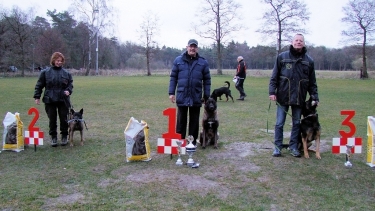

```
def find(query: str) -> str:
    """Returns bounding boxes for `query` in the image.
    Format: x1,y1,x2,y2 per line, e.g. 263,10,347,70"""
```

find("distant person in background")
269,33,319,158
235,56,247,100
34,52,73,147
168,39,211,145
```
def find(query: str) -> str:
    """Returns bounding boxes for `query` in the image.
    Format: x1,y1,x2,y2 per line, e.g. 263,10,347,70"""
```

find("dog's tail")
224,81,230,89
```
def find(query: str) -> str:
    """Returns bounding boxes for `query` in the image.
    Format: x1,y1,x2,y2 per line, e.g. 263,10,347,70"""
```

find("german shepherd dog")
300,97,321,159
210,81,234,102
68,108,85,146
199,97,219,149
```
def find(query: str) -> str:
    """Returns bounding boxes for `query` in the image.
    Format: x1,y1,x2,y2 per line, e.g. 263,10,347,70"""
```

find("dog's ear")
80,108,83,114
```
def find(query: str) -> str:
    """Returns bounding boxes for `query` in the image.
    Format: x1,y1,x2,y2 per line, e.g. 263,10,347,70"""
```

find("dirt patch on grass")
98,135,332,201
42,193,85,210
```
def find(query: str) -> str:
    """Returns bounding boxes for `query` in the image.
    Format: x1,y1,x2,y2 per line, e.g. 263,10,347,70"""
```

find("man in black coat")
269,34,319,158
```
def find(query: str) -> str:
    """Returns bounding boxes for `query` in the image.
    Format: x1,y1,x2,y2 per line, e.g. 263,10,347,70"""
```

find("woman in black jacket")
34,52,73,147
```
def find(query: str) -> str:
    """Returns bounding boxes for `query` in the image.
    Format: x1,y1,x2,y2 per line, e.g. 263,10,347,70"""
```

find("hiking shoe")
51,137,58,147
272,149,281,157
290,149,301,157
61,135,68,146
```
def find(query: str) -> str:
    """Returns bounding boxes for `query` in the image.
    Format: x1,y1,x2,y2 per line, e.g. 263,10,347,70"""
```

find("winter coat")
269,45,319,106
34,66,73,104
169,51,211,107
236,59,246,79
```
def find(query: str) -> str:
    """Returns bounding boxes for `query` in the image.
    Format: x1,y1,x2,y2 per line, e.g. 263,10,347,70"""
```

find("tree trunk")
85,39,92,76
362,37,368,78
217,41,222,75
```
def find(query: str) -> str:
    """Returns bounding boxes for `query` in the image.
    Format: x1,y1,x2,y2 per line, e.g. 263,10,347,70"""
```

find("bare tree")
193,0,242,75
342,0,375,79
138,11,159,76
0,6,34,76
71,0,115,75
257,0,310,55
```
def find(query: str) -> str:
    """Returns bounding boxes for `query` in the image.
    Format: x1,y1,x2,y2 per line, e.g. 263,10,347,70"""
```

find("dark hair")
50,52,65,66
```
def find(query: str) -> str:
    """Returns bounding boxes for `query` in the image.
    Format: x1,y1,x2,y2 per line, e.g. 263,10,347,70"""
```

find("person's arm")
269,56,280,98
308,61,319,102
33,70,46,103
168,58,179,103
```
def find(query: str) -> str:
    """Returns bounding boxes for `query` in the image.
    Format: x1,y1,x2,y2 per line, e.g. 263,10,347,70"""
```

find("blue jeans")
274,105,302,151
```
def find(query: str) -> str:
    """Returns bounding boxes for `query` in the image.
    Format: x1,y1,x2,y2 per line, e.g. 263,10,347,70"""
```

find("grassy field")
0,70,375,210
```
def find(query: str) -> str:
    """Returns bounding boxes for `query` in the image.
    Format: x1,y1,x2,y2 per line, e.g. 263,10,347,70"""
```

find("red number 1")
339,110,356,138
162,108,181,139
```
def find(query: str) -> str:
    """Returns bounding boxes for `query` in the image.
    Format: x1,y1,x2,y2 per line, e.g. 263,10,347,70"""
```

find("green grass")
0,71,375,210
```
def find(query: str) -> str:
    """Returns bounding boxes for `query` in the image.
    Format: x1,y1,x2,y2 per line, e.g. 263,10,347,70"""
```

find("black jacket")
34,66,73,104
269,45,319,106
236,59,246,79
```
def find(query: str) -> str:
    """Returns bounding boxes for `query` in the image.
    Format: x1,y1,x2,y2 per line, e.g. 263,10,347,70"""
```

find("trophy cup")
186,135,196,167
345,144,353,168
175,140,183,166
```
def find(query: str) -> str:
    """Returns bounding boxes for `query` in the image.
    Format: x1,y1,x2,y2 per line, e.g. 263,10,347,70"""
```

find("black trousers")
45,102,69,137
176,106,201,144
235,78,246,97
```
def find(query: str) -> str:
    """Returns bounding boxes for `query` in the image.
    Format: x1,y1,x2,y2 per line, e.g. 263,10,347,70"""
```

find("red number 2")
28,107,40,131
339,110,356,138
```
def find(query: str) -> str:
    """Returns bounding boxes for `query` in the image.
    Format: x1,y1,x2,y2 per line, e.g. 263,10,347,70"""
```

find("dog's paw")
316,153,321,159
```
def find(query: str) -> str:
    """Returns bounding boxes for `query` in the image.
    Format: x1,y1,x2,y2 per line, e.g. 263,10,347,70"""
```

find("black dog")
210,81,234,102
300,97,321,159
199,97,219,149
68,108,85,146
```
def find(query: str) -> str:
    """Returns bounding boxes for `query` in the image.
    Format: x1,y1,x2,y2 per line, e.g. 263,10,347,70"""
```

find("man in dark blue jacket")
169,39,211,145
269,34,319,158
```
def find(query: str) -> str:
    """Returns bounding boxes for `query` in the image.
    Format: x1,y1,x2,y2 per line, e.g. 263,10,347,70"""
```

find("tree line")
1,0,374,77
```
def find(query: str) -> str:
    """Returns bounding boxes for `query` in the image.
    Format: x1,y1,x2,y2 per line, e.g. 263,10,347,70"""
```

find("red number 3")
339,110,356,138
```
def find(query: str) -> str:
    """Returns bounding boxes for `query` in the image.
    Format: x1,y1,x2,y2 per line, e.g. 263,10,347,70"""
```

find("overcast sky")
1,0,349,49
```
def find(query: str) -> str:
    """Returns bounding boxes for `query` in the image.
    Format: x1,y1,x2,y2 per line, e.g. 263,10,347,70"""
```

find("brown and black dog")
210,81,234,102
300,97,321,159
199,97,219,149
68,108,85,146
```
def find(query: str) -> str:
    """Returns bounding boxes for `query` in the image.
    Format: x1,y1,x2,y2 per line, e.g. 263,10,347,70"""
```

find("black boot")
61,135,68,146
51,136,58,147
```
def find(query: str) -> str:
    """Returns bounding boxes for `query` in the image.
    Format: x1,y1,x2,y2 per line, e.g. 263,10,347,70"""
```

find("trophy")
344,144,353,168
186,135,196,167
175,140,183,166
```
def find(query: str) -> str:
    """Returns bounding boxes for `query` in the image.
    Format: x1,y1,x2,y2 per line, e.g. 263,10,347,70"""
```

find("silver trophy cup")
186,135,196,167
345,144,353,168
175,140,183,166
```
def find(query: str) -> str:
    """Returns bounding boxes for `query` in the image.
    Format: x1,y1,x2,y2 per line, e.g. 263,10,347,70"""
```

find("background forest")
1,0,375,77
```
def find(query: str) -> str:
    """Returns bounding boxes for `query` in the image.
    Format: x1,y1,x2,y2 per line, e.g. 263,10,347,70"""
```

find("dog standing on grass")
210,81,234,102
199,97,219,149
300,97,321,159
68,108,85,146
